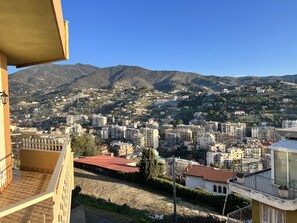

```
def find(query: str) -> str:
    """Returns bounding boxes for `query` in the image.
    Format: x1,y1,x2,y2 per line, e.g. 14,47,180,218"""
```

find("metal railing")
227,205,252,223
232,169,297,200
0,133,74,223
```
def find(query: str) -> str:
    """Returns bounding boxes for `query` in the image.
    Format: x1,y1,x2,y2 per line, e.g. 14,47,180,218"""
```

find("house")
228,127,297,223
184,165,234,195
234,110,246,116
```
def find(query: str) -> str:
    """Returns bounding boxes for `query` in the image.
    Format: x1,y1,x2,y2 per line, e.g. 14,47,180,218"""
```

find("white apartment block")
251,126,276,142
92,114,107,127
207,151,230,167
221,122,246,138
140,128,159,149
282,120,297,129
196,132,216,148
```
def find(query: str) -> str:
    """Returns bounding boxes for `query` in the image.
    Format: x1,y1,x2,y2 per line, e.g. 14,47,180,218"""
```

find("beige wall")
253,199,297,223
252,200,260,223
20,149,60,173
286,209,297,223
0,52,11,192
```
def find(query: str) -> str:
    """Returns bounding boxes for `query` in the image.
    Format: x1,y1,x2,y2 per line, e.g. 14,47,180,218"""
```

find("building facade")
228,128,297,223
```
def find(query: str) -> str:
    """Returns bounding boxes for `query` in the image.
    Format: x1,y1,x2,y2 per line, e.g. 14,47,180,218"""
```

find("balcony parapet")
226,205,252,223
0,133,74,222
229,169,297,210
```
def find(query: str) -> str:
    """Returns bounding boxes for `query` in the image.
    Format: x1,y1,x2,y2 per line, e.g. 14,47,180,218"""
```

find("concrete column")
0,52,12,191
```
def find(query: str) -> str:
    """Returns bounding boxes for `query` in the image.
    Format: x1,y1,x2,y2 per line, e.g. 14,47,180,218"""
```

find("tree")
139,148,158,180
71,133,98,157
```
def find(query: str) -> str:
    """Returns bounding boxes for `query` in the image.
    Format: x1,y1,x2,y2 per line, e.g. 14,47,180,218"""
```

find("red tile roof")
184,165,234,183
74,155,139,173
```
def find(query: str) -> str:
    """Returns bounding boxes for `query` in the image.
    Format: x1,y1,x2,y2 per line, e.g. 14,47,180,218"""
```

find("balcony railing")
227,205,252,223
230,169,297,200
0,133,74,223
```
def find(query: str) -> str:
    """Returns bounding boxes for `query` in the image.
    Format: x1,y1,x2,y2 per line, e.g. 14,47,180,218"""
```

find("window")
289,152,297,182
261,204,284,223
218,186,222,193
274,150,287,185
223,186,227,194
213,185,217,192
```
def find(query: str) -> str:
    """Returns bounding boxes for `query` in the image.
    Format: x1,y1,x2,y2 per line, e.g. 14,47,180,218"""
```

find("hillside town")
10,81,297,193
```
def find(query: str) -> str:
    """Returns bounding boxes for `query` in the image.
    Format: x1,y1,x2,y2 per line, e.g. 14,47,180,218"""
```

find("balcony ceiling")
0,0,68,68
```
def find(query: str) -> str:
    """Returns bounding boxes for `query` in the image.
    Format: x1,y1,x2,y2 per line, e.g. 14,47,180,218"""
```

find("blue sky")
9,0,297,76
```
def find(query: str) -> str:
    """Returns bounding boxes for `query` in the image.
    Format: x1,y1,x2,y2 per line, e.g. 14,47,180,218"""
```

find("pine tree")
139,148,158,180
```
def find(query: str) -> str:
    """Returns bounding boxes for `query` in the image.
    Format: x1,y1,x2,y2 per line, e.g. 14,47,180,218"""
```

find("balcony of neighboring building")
0,133,74,223
226,205,252,223
229,168,297,211
229,138,297,211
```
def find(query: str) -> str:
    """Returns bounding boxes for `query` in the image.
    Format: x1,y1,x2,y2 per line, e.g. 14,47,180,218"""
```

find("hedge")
111,172,250,214
75,165,250,215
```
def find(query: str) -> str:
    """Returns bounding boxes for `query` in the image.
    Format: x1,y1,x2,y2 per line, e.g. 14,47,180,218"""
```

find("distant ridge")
8,63,297,96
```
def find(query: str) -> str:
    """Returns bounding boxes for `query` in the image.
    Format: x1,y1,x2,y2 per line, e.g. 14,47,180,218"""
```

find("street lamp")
0,91,8,105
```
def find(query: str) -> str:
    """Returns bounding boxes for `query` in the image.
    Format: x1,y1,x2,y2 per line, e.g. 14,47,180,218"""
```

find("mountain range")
8,63,297,96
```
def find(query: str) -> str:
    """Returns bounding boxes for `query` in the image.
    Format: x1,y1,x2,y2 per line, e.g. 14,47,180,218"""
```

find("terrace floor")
0,170,53,223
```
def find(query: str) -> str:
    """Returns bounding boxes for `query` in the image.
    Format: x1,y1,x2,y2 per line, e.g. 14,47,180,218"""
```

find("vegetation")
71,133,100,157
88,169,250,215
75,194,153,223
139,148,159,180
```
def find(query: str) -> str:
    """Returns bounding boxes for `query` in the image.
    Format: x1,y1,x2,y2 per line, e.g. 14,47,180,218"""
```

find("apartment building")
282,120,297,129
251,125,277,142
92,114,107,127
140,127,159,149
221,122,246,138
228,128,297,223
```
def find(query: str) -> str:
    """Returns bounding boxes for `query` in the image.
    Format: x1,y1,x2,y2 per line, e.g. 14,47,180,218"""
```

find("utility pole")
172,156,177,223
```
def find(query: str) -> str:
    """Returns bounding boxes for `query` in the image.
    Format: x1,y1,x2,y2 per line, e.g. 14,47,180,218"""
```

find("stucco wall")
20,149,60,173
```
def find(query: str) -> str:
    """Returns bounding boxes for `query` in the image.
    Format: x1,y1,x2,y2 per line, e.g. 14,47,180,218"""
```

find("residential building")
196,132,215,149
228,128,297,223
125,128,139,141
184,165,233,195
109,125,126,140
65,123,83,134
209,143,226,152
145,119,159,129
66,114,89,125
132,133,145,148
99,126,109,140
92,114,107,127
221,122,246,138
176,129,193,142
165,132,178,147
282,120,297,129
204,121,219,132
110,142,134,157
206,151,231,167
251,126,276,142
0,1,74,222
166,158,199,179
140,128,159,149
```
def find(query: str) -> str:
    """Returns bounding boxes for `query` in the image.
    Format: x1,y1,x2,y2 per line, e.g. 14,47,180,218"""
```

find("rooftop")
184,165,234,183
269,139,297,152
74,155,139,173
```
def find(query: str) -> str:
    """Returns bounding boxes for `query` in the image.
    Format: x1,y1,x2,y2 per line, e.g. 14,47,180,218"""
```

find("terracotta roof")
261,142,273,147
184,165,234,183
74,155,139,173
